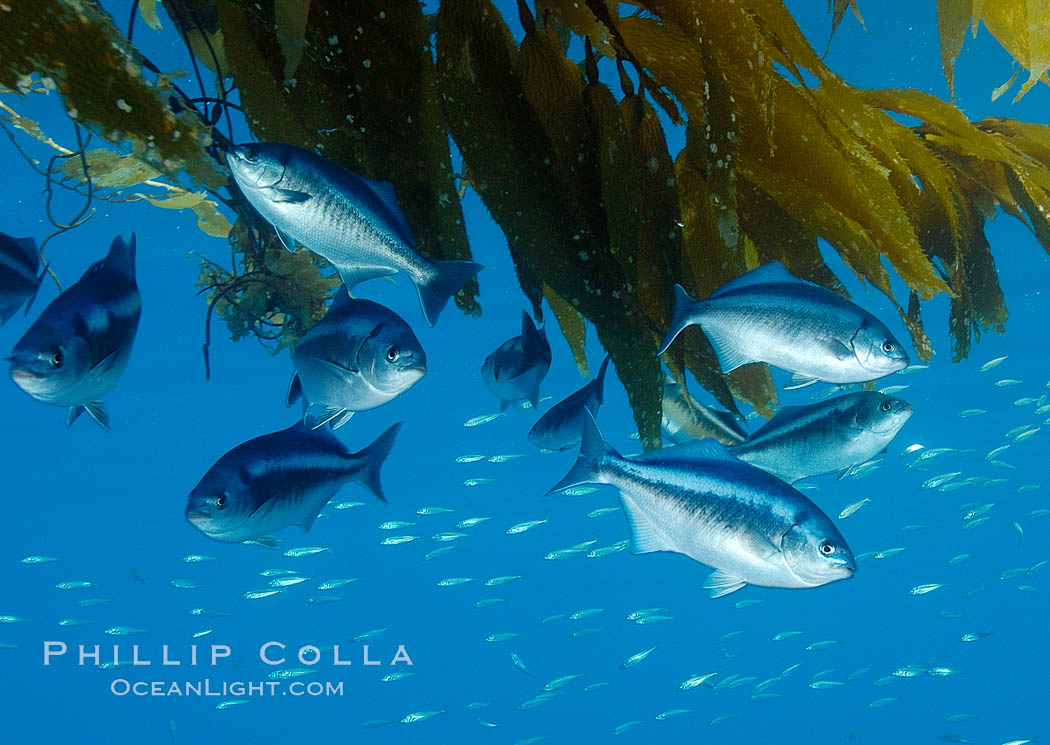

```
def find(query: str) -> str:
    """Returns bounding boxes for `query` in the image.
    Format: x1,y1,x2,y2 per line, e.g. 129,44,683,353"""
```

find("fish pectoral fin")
621,495,676,555
250,536,279,549
785,373,820,390
68,402,110,432
822,338,854,360
285,372,303,408
274,227,298,253
89,348,120,375
330,410,354,430
83,402,110,432
318,358,361,378
269,187,312,204
336,264,396,289
705,331,755,374
703,569,748,598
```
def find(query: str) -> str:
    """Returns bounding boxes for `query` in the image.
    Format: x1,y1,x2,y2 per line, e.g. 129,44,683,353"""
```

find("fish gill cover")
1,0,1049,445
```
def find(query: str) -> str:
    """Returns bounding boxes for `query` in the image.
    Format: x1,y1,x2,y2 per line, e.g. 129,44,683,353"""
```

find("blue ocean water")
2,1,1049,743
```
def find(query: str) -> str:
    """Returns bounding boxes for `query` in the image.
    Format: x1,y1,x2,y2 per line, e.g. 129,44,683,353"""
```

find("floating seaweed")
3,0,1050,446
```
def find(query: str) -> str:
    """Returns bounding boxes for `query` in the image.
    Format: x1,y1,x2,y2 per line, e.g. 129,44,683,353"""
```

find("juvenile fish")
506,520,547,535
620,647,656,669
658,262,909,386
185,422,400,543
20,556,59,565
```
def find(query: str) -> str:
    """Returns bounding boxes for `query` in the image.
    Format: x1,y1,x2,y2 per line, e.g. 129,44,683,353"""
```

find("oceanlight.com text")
109,679,344,698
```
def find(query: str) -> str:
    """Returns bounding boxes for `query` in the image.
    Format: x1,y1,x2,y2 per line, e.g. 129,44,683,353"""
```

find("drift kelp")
6,0,1050,445
0,0,223,189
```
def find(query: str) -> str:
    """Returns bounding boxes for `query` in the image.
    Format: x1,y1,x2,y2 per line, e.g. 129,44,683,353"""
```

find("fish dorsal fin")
105,234,136,278
519,310,540,347
620,494,677,555
703,569,747,598
329,288,354,311
644,438,738,463
591,354,612,405
362,177,414,245
709,261,799,298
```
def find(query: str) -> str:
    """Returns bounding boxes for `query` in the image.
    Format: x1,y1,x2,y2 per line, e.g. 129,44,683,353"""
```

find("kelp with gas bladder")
3,0,1050,447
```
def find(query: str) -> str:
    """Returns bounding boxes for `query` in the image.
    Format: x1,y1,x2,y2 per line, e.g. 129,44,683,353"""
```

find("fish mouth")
9,366,44,390
185,509,207,523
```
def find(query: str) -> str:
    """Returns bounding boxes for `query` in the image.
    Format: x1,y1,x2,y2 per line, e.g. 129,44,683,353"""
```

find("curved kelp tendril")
37,123,96,292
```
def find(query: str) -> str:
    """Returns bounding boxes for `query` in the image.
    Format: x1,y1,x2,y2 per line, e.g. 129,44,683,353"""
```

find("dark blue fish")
225,142,482,327
528,355,611,451
185,421,402,544
287,294,426,430
9,234,141,430
481,311,552,410
0,232,40,324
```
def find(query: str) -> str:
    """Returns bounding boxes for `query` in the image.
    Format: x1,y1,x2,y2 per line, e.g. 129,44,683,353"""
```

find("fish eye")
879,401,892,412
244,147,259,163
882,341,895,353
49,349,64,368
819,542,836,556
386,346,399,362
216,494,227,509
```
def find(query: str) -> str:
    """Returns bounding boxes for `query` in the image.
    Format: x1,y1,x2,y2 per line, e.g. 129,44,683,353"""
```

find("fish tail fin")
546,412,616,495
106,233,137,278
657,284,699,356
285,372,303,408
350,422,403,503
592,353,613,404
417,260,483,327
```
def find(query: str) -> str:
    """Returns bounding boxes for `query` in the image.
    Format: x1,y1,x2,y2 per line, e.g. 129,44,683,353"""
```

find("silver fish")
528,355,611,451
10,234,140,430
658,262,909,386
226,142,481,326
286,296,425,429
482,311,552,410
730,392,912,482
185,422,400,543
661,375,747,445
548,414,855,596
